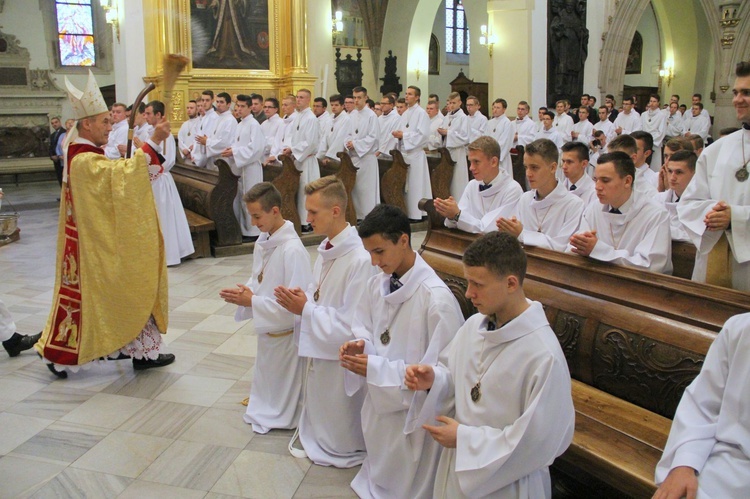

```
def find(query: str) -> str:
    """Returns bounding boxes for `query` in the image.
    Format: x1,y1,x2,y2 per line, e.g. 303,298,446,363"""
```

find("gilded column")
290,0,309,74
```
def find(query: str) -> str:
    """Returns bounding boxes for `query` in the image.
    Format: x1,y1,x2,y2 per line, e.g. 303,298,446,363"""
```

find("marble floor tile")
29,467,132,498
101,370,181,399
169,331,233,352
211,449,311,499
70,430,173,478
5,362,60,386
157,346,210,375
214,302,240,317
168,284,209,298
11,420,110,464
6,385,94,420
192,315,247,334
0,375,49,405
211,379,253,412
140,440,242,491
117,399,206,439
205,493,245,499
44,363,131,393
173,297,227,314
168,310,213,330
60,392,150,429
243,429,297,457
155,374,235,408
180,407,254,449
0,412,54,455
199,264,245,276
161,327,188,345
0,454,67,498
118,479,210,499
187,353,252,380
293,464,359,498
0,354,38,377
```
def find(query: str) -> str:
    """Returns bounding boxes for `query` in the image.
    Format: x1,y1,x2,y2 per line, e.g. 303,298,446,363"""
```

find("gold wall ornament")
720,85,730,93
721,33,735,47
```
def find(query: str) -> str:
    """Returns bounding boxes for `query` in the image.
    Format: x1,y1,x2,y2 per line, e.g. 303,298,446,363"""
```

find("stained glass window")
56,0,96,66
445,0,469,55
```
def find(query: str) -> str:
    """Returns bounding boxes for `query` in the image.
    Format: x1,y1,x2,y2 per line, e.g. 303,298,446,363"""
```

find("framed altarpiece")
141,0,315,125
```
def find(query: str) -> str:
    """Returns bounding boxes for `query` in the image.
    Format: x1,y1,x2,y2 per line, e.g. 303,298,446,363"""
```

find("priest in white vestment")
487,99,515,178
260,98,283,162
437,136,522,233
665,102,685,140
561,142,597,207
568,152,673,274
513,102,537,148
392,86,433,220
426,101,445,151
346,87,380,220
655,150,696,242
193,93,237,170
317,96,351,162
497,139,584,252
654,312,750,499
466,97,488,142
404,232,575,499
341,205,465,499
267,97,297,166
282,90,320,222
221,95,267,238
220,183,312,434
145,101,194,265
677,75,750,291
552,101,574,142
535,112,564,151
593,107,618,143
684,103,711,141
275,177,375,467
438,93,471,199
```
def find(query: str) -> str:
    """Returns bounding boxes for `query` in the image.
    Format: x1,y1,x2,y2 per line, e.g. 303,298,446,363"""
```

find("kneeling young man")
405,232,575,498
495,138,584,252
219,183,312,433
340,204,465,498
568,151,673,274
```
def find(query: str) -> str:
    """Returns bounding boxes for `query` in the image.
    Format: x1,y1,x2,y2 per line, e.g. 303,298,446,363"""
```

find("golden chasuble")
36,144,168,365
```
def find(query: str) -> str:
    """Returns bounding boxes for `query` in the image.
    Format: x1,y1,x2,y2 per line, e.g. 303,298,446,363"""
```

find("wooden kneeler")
431,147,455,201
381,149,409,213
273,154,302,234
335,151,358,226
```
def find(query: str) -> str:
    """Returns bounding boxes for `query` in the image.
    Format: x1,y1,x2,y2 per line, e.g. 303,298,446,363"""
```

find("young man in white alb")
437,92,471,199
486,98,515,178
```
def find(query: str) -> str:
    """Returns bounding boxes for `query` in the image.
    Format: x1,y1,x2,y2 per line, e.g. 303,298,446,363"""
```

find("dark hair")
581,93,590,99
345,95,354,101
597,151,635,181
605,94,615,101
665,137,694,153
649,93,660,102
736,61,750,77
608,134,638,156
352,86,368,95
589,96,597,103
543,110,555,120
243,182,282,211
314,97,328,108
538,106,548,112
561,141,589,162
202,90,214,99
631,130,654,153
693,93,702,100
525,138,559,164
366,98,375,108
329,94,344,105
188,99,197,105
250,93,263,103
493,98,508,109
408,85,422,98
146,100,165,117
688,134,704,150
693,102,704,110
428,93,439,101
236,94,252,105
463,232,527,284
264,97,279,109
598,105,608,111
671,94,680,101
719,126,740,136
358,204,411,245
217,92,232,104
381,94,396,105
622,96,633,104
668,150,697,172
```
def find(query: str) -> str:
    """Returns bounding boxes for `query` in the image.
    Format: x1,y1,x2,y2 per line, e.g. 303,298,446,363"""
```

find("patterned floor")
0,181,426,498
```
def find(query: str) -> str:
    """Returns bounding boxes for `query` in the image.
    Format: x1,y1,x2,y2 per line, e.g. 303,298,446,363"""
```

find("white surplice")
405,303,575,499
593,119,617,144
377,110,401,158
347,107,380,219
443,109,471,199
318,110,351,161
686,113,711,141
195,109,237,170
636,163,659,190
289,108,321,222
227,117,266,236
296,225,377,467
103,120,128,159
0,298,16,342
150,135,194,265
677,129,750,290
655,312,750,498
269,112,297,163
515,181,584,252
534,127,564,150
513,117,537,148
553,113,574,142
656,189,690,242
613,110,642,134
428,113,444,151
346,254,465,499
260,113,283,161
467,112,488,143
178,117,199,161
563,173,597,207
642,108,668,171
571,119,593,146
235,220,312,433
191,108,218,167
398,104,433,219
317,111,332,142
445,170,523,234
488,115,515,178
569,191,673,274
666,111,685,138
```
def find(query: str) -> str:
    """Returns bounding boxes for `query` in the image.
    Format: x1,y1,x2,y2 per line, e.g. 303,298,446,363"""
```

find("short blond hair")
305,175,348,211
447,91,461,101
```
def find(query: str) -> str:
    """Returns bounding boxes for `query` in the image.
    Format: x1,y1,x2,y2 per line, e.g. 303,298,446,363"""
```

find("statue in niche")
548,0,588,105
380,50,402,96
335,47,363,98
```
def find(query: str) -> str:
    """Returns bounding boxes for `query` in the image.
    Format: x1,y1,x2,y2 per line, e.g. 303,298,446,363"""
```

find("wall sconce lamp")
479,25,497,57
659,61,674,87
332,10,343,42
100,0,120,42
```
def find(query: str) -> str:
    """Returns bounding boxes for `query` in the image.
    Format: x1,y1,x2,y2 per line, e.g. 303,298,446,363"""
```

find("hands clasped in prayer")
704,201,731,231
274,285,307,315
495,216,523,238
339,339,367,377
433,196,459,220
569,229,598,256
219,284,253,307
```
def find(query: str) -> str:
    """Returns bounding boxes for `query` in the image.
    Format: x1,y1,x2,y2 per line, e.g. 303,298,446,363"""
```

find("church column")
112,0,148,104
290,0,308,74
486,0,536,110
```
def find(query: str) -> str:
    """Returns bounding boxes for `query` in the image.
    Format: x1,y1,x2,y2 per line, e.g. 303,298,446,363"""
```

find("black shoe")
132,353,176,371
242,235,259,243
301,224,313,233
46,362,68,379
408,218,422,223
3,332,42,357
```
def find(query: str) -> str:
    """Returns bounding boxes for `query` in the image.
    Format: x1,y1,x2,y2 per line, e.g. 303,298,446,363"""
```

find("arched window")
55,0,96,66
445,0,470,55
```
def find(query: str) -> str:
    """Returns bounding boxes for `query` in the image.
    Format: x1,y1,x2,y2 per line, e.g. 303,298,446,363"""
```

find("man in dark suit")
49,116,65,186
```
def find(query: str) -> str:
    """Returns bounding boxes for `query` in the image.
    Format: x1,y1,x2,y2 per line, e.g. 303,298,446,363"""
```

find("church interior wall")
624,3,661,90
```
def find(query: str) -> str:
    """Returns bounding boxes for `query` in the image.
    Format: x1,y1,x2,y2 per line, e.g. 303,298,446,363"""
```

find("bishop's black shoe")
132,353,176,371
3,332,42,357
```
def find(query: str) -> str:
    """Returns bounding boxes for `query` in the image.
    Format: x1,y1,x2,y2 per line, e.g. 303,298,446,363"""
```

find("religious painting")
190,0,270,70
429,34,440,75
331,1,367,48
626,31,643,75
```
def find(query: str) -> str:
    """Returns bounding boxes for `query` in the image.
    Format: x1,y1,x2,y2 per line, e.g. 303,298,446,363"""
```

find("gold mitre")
65,70,108,120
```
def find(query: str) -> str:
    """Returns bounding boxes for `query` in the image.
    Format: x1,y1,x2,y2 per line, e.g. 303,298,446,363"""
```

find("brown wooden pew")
416,198,750,498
